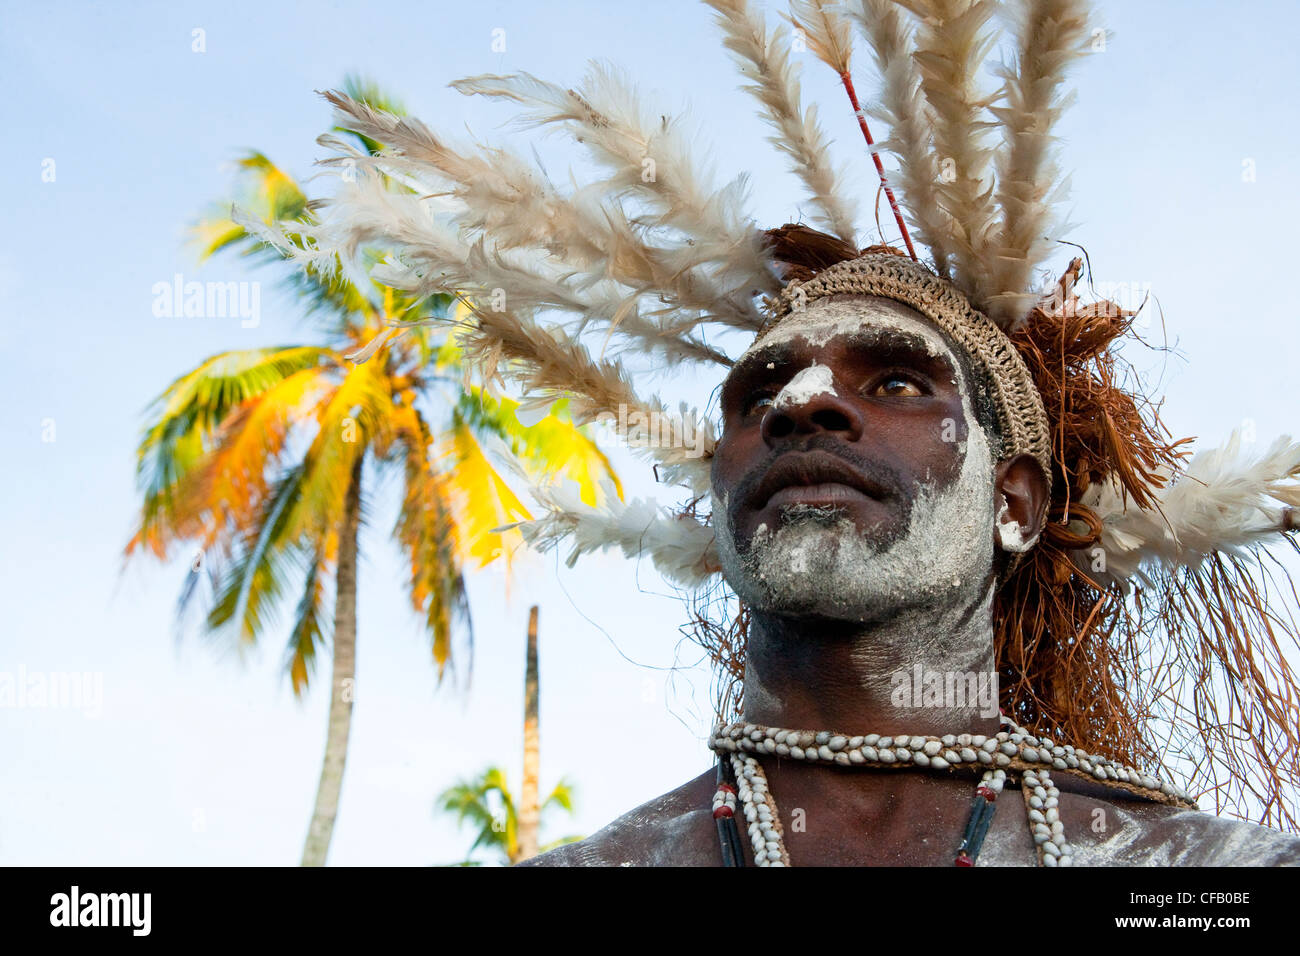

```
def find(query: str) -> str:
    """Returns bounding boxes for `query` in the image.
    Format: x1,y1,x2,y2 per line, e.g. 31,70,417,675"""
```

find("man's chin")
725,518,890,619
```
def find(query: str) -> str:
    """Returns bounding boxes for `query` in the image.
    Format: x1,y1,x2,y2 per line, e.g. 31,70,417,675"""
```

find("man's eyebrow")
724,341,798,393
722,326,964,409
837,328,960,379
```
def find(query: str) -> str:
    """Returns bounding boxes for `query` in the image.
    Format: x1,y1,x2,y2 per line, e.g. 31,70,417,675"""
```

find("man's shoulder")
1055,784,1300,866
516,766,1300,867
518,768,720,867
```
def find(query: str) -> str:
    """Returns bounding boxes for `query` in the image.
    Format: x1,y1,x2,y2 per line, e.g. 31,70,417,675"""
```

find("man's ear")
992,454,1050,553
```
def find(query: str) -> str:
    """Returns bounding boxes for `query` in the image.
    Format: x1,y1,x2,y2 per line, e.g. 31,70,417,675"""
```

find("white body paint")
712,298,1028,685
716,299,999,615
996,495,1039,552
773,362,836,410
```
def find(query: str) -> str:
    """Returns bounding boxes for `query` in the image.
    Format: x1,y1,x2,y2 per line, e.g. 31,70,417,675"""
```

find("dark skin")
707,296,1048,865
522,296,1300,866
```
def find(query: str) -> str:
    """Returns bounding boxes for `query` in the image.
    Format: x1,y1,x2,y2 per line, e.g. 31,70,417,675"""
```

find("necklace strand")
707,714,1188,866
707,715,1194,805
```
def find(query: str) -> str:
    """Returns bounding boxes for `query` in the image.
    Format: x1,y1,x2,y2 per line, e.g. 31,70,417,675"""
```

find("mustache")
728,434,908,521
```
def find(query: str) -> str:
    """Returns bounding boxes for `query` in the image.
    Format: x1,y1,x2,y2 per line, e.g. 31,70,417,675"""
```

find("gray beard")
712,420,998,624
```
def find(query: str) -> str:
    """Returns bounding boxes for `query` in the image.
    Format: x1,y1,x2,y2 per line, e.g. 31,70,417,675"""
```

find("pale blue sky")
3,0,1299,864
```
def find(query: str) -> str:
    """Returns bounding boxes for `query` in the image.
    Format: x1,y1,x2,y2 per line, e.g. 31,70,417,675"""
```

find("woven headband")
759,254,1054,508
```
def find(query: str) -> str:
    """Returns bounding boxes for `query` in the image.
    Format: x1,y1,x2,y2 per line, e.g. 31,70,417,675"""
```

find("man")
279,0,1300,866
523,276,1300,866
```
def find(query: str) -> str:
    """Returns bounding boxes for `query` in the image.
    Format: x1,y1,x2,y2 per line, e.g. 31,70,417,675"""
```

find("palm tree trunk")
301,455,363,867
516,605,541,862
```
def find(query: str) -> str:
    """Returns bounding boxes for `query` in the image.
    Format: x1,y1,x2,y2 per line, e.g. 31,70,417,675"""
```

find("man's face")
710,295,999,621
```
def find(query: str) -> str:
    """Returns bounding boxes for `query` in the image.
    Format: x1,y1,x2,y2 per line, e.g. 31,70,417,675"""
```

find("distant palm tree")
126,78,620,867
437,605,580,865
518,605,542,859
437,767,581,866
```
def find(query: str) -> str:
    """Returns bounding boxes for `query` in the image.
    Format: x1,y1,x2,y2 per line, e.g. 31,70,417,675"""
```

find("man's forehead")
732,296,966,383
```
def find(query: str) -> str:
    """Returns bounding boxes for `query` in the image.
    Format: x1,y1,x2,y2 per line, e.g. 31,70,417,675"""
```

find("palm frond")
285,540,334,695
130,347,337,558
441,416,532,571
201,464,307,645
456,390,623,507
392,405,473,680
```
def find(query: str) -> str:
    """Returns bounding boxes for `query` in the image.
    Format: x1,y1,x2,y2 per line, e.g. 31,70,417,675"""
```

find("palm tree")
126,79,620,866
518,605,541,859
437,604,580,865
437,767,581,866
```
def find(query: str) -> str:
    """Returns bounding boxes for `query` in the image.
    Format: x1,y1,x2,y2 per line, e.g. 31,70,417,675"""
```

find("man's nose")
760,386,865,444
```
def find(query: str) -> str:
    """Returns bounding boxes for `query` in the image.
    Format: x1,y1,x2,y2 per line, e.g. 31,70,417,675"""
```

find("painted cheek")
920,402,973,485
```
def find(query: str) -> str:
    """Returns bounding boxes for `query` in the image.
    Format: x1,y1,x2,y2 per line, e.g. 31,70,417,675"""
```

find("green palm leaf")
128,77,620,866
131,347,336,557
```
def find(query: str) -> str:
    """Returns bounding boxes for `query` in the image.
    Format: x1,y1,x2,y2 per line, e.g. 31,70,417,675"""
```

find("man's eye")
743,392,775,416
871,374,925,397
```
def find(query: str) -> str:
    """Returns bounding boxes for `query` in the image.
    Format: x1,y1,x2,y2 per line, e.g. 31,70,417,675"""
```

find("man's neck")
740,578,1001,738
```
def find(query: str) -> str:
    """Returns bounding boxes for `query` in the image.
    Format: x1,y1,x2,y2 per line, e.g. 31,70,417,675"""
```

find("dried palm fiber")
1001,260,1300,829
259,0,1300,829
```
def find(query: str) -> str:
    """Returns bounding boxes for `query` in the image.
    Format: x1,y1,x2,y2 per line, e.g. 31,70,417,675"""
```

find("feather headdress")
264,0,1300,829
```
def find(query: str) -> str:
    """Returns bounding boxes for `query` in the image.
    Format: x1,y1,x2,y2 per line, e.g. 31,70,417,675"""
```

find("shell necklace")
707,714,1196,867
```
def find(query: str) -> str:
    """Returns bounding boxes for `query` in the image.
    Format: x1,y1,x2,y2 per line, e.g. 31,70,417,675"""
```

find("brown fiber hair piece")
697,229,1300,831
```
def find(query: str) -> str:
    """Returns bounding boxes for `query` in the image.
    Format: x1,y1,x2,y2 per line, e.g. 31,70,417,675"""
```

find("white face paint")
713,297,1004,622
772,362,836,411
995,495,1039,552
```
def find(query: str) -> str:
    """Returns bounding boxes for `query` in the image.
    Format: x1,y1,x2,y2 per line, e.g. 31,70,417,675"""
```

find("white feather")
705,0,859,246
506,479,721,588
451,64,777,303
893,0,1002,313
787,0,854,74
1075,429,1300,588
324,94,764,337
844,0,957,277
986,0,1093,329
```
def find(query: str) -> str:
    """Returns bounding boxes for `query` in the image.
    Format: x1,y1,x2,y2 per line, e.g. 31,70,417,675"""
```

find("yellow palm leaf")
456,389,623,507
174,367,332,552
289,359,392,541
443,420,532,571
